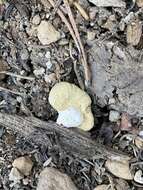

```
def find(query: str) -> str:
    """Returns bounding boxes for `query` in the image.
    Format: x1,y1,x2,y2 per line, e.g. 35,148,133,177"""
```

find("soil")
0,0,143,190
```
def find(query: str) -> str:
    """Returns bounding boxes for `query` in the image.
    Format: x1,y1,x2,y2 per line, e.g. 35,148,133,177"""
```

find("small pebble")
32,14,41,25
58,39,69,46
9,167,24,182
23,178,29,185
45,51,51,59
109,110,120,122
139,130,143,137
44,73,56,83
108,98,116,105
46,61,52,70
134,170,143,184
20,49,29,60
87,31,96,41
37,21,61,45
34,68,45,77
12,156,33,176
46,13,50,19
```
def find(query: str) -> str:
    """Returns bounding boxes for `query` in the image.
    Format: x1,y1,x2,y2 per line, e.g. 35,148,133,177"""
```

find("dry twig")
0,71,35,81
0,86,24,96
73,1,89,20
0,113,131,162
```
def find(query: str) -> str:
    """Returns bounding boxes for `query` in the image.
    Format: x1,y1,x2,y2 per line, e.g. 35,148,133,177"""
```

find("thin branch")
73,1,89,21
0,113,131,162
0,71,35,81
0,86,24,96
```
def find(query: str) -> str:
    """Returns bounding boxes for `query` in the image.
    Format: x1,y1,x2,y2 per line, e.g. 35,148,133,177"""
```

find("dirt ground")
0,0,143,189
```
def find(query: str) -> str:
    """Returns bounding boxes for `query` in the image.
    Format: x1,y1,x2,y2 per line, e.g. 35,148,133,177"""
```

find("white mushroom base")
57,107,83,128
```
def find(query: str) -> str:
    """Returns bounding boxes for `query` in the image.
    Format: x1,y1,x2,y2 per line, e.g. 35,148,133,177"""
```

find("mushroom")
48,82,94,131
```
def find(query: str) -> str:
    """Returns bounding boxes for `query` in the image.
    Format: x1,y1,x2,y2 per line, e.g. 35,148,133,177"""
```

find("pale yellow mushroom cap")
48,82,94,131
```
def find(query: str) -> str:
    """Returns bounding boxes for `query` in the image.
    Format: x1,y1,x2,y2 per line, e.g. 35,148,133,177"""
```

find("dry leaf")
105,159,133,180
126,20,142,46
